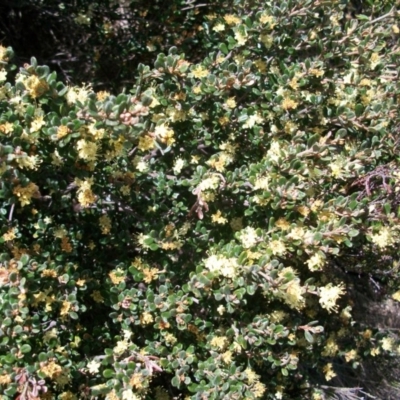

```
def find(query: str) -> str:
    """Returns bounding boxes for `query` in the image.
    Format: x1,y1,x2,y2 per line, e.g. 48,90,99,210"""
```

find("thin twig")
8,203,15,222
366,7,395,25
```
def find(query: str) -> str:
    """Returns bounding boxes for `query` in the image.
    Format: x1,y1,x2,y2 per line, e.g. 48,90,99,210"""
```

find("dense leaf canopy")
0,1,400,399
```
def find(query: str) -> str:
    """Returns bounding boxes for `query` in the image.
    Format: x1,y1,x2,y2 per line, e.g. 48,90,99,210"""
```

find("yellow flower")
344,349,357,362
31,116,46,132
284,280,305,309
281,97,298,110
297,205,310,217
223,14,241,25
244,367,259,384
113,339,129,355
130,373,144,389
192,86,201,94
204,254,237,278
109,269,125,285
392,290,400,302
140,312,154,325
59,391,77,400
269,240,286,256
191,65,209,79
13,182,40,206
370,53,380,70
96,90,110,101
221,350,232,364
16,154,41,170
259,14,275,26
138,135,155,151
120,185,131,196
41,269,57,278
173,157,185,174
371,347,380,356
243,113,263,128
164,333,177,345
239,226,259,248
2,228,16,241
225,97,236,109
66,84,91,104
143,267,159,283
0,45,8,62
155,123,175,145
234,30,247,45
60,300,72,316
211,210,228,224
210,335,228,350
254,175,269,190
0,122,13,134
251,381,266,398
319,283,345,313
25,75,49,98
77,139,98,162
306,253,325,271
61,237,72,252
323,363,336,381
57,125,70,139
381,337,394,351
87,360,101,374
371,227,395,249
254,59,267,73
77,188,96,207
392,25,399,34
288,226,305,240
218,115,229,126
260,34,273,48
40,360,63,379
309,68,324,77
213,23,225,32
99,215,112,234
322,336,339,357
275,218,290,230
91,290,104,303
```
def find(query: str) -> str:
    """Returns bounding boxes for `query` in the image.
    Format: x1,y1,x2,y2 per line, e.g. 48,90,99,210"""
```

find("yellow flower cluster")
40,360,64,380
109,268,126,285
223,14,241,25
191,65,209,79
24,75,49,98
75,177,96,207
77,139,98,162
319,283,345,313
13,182,40,206
99,214,112,234
210,335,228,350
323,363,336,381
0,45,8,62
371,227,395,249
66,84,91,104
204,254,238,278
239,226,259,248
155,123,175,146
138,134,155,151
211,210,227,224
2,228,16,241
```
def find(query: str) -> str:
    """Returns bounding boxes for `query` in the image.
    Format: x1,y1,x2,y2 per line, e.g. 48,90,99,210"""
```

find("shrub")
0,1,400,399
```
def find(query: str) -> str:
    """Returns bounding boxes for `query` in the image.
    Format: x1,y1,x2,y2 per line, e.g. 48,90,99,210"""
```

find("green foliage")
0,1,400,399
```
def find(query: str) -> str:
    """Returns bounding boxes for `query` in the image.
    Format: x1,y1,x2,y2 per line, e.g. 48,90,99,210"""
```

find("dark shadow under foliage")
0,0,230,91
